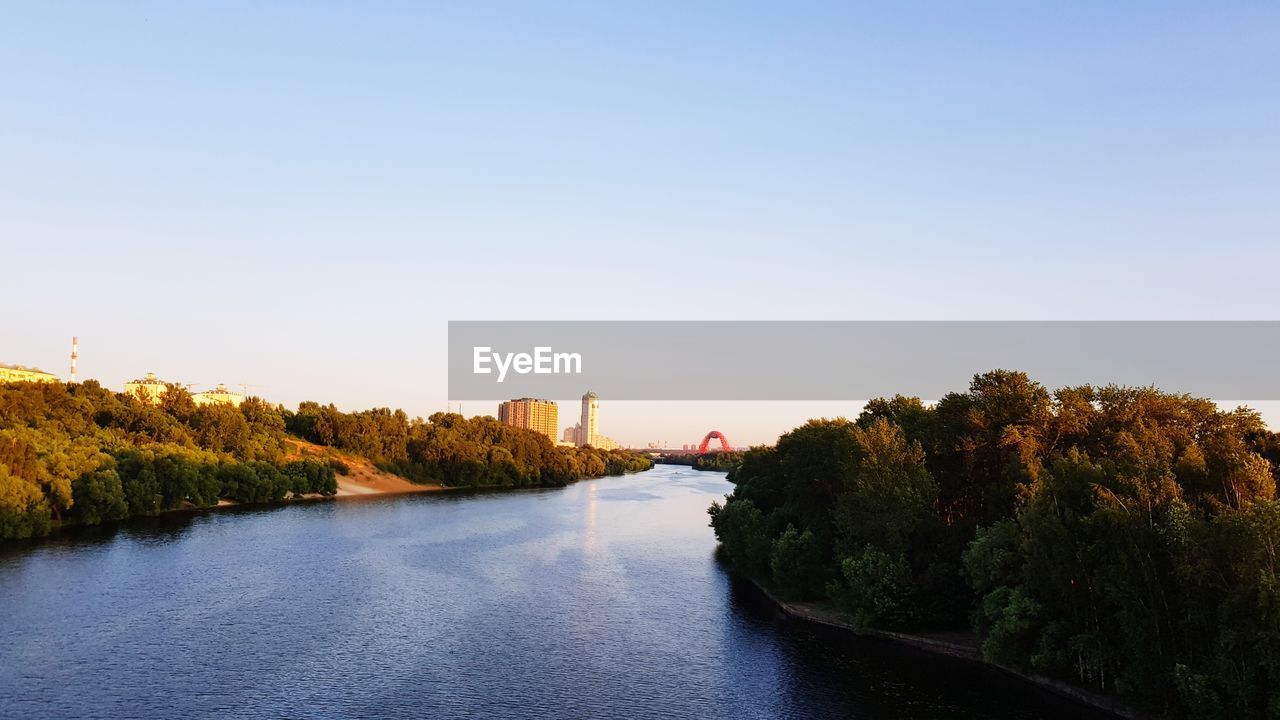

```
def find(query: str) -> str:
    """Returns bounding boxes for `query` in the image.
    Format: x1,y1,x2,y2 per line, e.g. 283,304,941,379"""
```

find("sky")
2,2,1279,446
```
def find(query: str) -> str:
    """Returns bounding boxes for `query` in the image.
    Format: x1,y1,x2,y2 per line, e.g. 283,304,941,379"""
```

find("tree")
120,458,162,517
70,467,128,526
189,405,251,455
831,546,918,629
0,464,51,538
928,370,1051,527
831,418,936,557
770,525,825,599
708,499,771,580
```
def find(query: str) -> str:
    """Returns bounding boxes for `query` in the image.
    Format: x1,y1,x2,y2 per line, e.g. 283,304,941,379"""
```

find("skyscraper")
578,391,599,447
497,398,559,442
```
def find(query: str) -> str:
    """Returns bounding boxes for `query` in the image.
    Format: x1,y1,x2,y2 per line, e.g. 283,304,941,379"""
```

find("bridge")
634,430,734,456
697,430,731,453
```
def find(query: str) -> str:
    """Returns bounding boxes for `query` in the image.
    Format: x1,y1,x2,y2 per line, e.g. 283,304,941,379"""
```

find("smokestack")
70,336,78,382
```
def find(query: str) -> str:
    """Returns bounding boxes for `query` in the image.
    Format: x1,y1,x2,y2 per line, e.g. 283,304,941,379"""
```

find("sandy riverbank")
214,473,440,507
286,438,444,497
211,441,443,508
332,462,442,496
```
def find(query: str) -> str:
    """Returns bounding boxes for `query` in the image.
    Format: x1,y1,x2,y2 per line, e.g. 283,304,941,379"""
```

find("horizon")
7,352,1280,448
4,2,1280,444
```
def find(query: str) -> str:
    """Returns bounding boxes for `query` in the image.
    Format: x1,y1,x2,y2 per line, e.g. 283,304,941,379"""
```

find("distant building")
575,391,619,449
592,435,620,450
0,363,58,384
578,391,599,447
193,383,245,408
563,424,580,445
124,372,171,404
498,397,559,441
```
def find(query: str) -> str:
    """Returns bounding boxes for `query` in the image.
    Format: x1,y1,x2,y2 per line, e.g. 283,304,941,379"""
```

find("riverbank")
747,580,1149,720
212,441,444,509
214,475,441,507
286,439,445,497
19,446,641,544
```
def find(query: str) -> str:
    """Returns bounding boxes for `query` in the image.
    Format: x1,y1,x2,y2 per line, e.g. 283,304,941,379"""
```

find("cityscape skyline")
2,338,1280,445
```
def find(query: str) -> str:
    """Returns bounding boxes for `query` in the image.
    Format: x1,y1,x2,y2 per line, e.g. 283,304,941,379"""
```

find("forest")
657,451,744,471
709,371,1280,720
0,380,652,541
283,401,652,484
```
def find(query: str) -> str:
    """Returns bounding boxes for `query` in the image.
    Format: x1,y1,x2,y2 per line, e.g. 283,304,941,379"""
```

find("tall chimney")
70,336,78,382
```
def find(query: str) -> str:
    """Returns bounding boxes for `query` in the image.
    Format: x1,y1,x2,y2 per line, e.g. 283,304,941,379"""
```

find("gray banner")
448,321,1280,400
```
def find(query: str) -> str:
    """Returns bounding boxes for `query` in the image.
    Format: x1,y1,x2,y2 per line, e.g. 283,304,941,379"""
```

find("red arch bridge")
698,431,732,454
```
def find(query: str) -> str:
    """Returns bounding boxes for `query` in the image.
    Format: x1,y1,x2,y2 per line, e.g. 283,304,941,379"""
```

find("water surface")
0,466,1104,719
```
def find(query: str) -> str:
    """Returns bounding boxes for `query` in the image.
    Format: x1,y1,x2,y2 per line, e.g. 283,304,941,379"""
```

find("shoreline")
17,478,453,546
746,579,1148,720
212,481,446,508
5,471,629,547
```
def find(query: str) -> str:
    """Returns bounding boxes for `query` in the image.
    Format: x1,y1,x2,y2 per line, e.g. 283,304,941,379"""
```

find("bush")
770,525,825,599
0,465,53,538
217,462,288,504
284,459,338,496
829,546,918,629
973,586,1043,668
70,467,128,526
708,499,771,579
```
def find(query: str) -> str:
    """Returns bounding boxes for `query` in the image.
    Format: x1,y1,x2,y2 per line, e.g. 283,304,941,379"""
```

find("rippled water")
0,466,1104,719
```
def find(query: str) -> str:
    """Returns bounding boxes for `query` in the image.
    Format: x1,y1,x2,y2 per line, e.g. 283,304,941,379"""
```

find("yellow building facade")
193,384,245,408
124,372,172,404
591,435,621,451
498,398,559,441
0,364,59,384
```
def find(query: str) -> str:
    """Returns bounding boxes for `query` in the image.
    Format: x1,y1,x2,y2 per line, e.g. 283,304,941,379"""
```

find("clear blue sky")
3,2,1278,445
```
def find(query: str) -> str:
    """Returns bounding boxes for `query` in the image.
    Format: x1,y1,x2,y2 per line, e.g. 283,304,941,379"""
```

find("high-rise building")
563,424,580,445
578,391,599,447
498,397,559,441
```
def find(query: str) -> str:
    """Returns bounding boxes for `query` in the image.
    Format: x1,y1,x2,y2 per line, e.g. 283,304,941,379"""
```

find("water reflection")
583,478,599,556
0,467,1109,720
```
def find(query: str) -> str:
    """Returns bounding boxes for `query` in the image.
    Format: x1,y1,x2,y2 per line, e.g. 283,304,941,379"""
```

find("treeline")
0,380,652,540
658,452,744,472
285,402,652,487
0,380,337,539
709,371,1280,719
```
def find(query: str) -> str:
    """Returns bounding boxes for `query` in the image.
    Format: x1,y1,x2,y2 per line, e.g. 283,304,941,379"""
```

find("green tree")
0,464,51,538
831,418,936,557
708,499,771,580
70,467,128,526
830,546,918,628
770,525,825,599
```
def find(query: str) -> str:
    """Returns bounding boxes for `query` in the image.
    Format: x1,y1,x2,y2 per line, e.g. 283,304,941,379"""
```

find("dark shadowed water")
0,466,1106,720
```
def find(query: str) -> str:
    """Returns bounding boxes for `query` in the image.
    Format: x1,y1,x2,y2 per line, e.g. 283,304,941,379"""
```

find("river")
0,465,1106,719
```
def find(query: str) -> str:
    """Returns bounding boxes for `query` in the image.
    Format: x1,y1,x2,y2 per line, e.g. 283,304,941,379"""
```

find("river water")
0,466,1104,719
